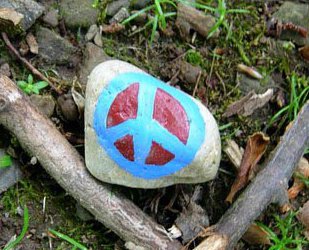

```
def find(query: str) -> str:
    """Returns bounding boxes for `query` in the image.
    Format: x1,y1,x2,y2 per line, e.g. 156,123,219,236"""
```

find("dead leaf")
223,89,274,117
242,223,271,245
101,23,125,33
224,139,244,170
226,132,270,203
26,33,38,54
288,157,309,199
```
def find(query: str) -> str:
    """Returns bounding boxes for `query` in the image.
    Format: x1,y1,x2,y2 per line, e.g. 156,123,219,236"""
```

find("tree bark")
0,75,182,250
195,102,309,250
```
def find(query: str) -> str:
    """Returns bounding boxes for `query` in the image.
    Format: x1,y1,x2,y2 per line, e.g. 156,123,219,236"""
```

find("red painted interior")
145,141,175,165
107,83,139,128
153,88,189,144
114,135,134,161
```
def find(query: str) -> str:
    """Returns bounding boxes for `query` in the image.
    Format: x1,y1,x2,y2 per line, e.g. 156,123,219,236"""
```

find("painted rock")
85,60,221,188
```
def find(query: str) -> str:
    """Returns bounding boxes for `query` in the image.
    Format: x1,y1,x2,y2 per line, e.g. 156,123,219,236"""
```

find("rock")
0,63,11,77
42,8,59,27
0,0,45,32
107,0,130,16
85,60,221,188
57,93,79,122
130,0,151,9
36,27,77,65
60,0,98,28
78,42,110,86
272,1,309,46
85,24,99,41
109,7,129,24
0,149,23,194
30,95,55,117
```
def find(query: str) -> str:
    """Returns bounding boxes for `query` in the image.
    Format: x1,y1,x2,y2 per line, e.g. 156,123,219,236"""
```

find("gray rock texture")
36,27,76,65
0,149,23,194
272,1,309,46
79,42,110,86
85,60,221,188
30,94,55,117
60,0,98,28
0,0,45,31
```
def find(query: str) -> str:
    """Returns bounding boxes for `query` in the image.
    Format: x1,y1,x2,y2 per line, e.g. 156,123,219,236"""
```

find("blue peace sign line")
94,72,206,179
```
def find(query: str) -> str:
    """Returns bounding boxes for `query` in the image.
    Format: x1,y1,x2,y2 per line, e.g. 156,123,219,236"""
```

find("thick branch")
0,75,181,250
195,102,309,250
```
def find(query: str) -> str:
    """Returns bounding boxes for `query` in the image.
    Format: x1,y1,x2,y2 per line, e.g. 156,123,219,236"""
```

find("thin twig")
1,32,62,95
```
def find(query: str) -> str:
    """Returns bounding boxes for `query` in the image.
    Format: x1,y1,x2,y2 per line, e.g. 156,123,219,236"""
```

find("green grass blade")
150,15,159,44
178,0,216,12
121,5,154,25
155,0,166,29
49,229,87,250
4,206,29,250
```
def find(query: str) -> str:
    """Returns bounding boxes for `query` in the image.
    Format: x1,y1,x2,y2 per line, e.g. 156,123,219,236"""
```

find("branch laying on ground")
1,32,62,95
0,75,182,250
195,102,309,250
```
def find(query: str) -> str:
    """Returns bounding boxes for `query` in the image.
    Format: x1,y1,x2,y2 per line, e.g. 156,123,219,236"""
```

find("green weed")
269,72,309,128
17,74,48,95
49,229,88,250
121,0,249,44
0,154,12,169
3,206,29,250
258,211,308,250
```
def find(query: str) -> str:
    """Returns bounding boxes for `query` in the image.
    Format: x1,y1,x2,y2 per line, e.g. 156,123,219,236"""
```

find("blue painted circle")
93,72,205,179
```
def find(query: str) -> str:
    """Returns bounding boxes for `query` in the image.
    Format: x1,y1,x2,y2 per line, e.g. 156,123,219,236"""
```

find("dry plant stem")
195,102,309,250
1,32,62,95
0,75,181,250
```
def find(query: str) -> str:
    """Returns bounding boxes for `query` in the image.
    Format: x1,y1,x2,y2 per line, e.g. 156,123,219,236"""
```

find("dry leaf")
242,223,271,245
223,89,274,117
288,157,309,199
224,139,244,170
101,23,125,33
226,132,270,203
26,32,38,54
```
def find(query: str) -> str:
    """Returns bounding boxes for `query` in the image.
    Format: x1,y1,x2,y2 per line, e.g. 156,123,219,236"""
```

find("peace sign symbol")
94,72,205,179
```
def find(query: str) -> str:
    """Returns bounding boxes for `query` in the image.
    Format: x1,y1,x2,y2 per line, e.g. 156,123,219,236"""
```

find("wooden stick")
1,32,62,95
0,75,181,250
195,102,309,250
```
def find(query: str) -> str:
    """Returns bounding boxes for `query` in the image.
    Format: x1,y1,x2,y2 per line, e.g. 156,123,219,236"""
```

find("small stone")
0,63,11,77
109,7,129,24
36,27,77,65
78,42,110,86
272,1,309,46
85,24,99,42
30,95,55,118
60,0,99,29
130,0,151,9
107,0,130,16
57,93,79,122
42,9,59,27
0,149,23,194
85,60,221,188
93,32,102,47
0,0,45,32
26,32,38,54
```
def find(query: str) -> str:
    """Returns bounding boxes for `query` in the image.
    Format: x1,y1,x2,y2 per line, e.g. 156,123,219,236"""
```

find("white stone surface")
85,60,221,188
